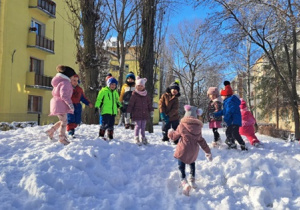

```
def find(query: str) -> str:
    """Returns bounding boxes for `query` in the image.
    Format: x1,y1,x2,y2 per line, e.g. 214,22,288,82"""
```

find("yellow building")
105,38,160,124
0,0,78,125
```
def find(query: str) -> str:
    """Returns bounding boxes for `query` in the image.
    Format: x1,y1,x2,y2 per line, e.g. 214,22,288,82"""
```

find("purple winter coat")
49,73,74,116
126,91,153,121
168,117,211,164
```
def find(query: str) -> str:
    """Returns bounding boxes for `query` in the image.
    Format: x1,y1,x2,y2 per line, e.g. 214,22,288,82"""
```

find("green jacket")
95,87,122,115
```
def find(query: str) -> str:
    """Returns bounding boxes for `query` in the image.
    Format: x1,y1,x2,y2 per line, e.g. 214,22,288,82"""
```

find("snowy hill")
0,123,300,209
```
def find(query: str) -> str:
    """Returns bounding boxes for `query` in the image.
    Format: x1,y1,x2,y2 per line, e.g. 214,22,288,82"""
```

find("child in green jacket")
95,77,122,140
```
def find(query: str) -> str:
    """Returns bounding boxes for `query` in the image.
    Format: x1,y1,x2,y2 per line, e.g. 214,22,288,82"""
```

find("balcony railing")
27,32,55,54
29,0,56,18
26,72,53,90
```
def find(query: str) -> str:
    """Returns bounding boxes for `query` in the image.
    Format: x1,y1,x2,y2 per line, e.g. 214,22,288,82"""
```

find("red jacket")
71,85,90,105
168,117,211,164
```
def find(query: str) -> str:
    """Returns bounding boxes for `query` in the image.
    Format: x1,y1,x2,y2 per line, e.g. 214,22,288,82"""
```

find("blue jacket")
214,95,241,126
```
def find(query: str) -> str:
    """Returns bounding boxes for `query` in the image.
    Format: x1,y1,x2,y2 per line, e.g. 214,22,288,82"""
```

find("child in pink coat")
46,65,76,145
168,105,212,196
239,98,261,147
126,76,153,145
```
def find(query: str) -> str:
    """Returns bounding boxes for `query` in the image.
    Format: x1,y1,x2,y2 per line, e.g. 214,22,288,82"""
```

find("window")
125,64,129,71
111,65,119,71
28,95,42,113
30,57,43,75
31,19,44,36
153,102,158,109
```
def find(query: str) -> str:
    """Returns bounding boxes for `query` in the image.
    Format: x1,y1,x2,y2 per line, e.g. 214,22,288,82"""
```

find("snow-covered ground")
0,123,300,210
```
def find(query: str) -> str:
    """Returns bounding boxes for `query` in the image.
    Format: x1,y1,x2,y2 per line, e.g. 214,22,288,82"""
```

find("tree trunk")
140,0,156,133
80,0,99,124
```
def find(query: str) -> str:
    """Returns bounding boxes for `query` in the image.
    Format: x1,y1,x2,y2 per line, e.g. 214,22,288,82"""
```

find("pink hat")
240,98,247,109
207,87,219,97
135,76,147,87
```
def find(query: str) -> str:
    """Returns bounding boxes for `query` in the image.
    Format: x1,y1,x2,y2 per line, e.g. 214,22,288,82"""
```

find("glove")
94,108,99,115
160,113,169,124
150,111,154,118
205,153,212,162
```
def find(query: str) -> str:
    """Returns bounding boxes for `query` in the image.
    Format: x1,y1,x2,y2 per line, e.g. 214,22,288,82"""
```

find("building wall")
0,0,78,124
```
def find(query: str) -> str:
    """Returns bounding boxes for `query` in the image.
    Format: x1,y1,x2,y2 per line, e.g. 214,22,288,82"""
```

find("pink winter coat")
239,108,256,135
49,73,74,116
168,117,211,164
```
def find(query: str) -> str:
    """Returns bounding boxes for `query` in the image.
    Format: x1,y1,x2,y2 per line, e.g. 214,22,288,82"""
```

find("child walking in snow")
168,105,212,196
126,77,153,145
67,74,93,138
207,87,223,147
212,81,247,150
46,65,77,145
95,77,122,140
239,98,261,147
119,71,136,129
159,80,181,144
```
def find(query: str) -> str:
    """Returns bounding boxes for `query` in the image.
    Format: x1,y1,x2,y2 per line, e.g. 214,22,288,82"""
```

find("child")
212,81,247,150
239,98,261,147
207,87,223,147
95,73,113,125
159,80,181,144
168,105,212,196
119,71,136,129
126,76,153,145
95,77,122,140
67,74,93,138
46,65,76,145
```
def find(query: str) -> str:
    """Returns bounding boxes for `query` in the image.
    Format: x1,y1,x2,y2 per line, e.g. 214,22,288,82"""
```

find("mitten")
160,113,166,120
205,153,212,161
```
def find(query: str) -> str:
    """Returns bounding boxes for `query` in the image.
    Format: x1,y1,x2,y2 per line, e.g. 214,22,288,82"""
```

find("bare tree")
65,0,110,124
167,19,224,106
105,0,142,89
196,0,300,139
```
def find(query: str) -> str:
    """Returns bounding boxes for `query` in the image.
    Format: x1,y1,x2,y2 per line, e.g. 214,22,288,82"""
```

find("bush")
258,123,291,140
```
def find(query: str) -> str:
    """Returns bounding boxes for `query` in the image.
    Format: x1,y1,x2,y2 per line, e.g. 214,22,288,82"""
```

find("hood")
180,117,203,136
51,73,70,87
227,94,241,106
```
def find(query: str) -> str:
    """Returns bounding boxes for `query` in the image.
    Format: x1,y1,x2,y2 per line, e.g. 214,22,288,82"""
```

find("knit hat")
220,81,233,96
207,87,219,97
135,76,147,87
169,80,180,92
240,98,247,109
57,65,76,78
126,72,136,81
184,105,203,118
105,73,112,81
107,77,118,87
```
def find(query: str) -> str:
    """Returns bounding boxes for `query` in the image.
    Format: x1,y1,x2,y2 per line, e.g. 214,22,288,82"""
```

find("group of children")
46,65,260,196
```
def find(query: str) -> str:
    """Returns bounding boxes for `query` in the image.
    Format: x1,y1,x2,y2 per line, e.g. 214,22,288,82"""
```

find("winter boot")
107,130,114,140
68,129,75,138
135,136,142,146
189,176,198,189
59,135,70,145
142,137,148,145
181,179,191,196
125,124,130,129
99,129,105,138
240,144,248,151
45,128,55,141
161,136,169,142
130,124,135,130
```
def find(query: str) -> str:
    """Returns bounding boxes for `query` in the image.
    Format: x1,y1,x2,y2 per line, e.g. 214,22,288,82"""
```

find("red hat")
240,98,247,109
220,81,233,96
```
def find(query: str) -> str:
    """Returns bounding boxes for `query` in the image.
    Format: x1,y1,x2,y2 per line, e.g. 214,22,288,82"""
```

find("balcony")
26,72,53,90
27,32,54,54
29,0,56,18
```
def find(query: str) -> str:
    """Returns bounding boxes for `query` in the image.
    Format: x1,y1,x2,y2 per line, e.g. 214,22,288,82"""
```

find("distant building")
0,0,78,124
104,37,160,124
